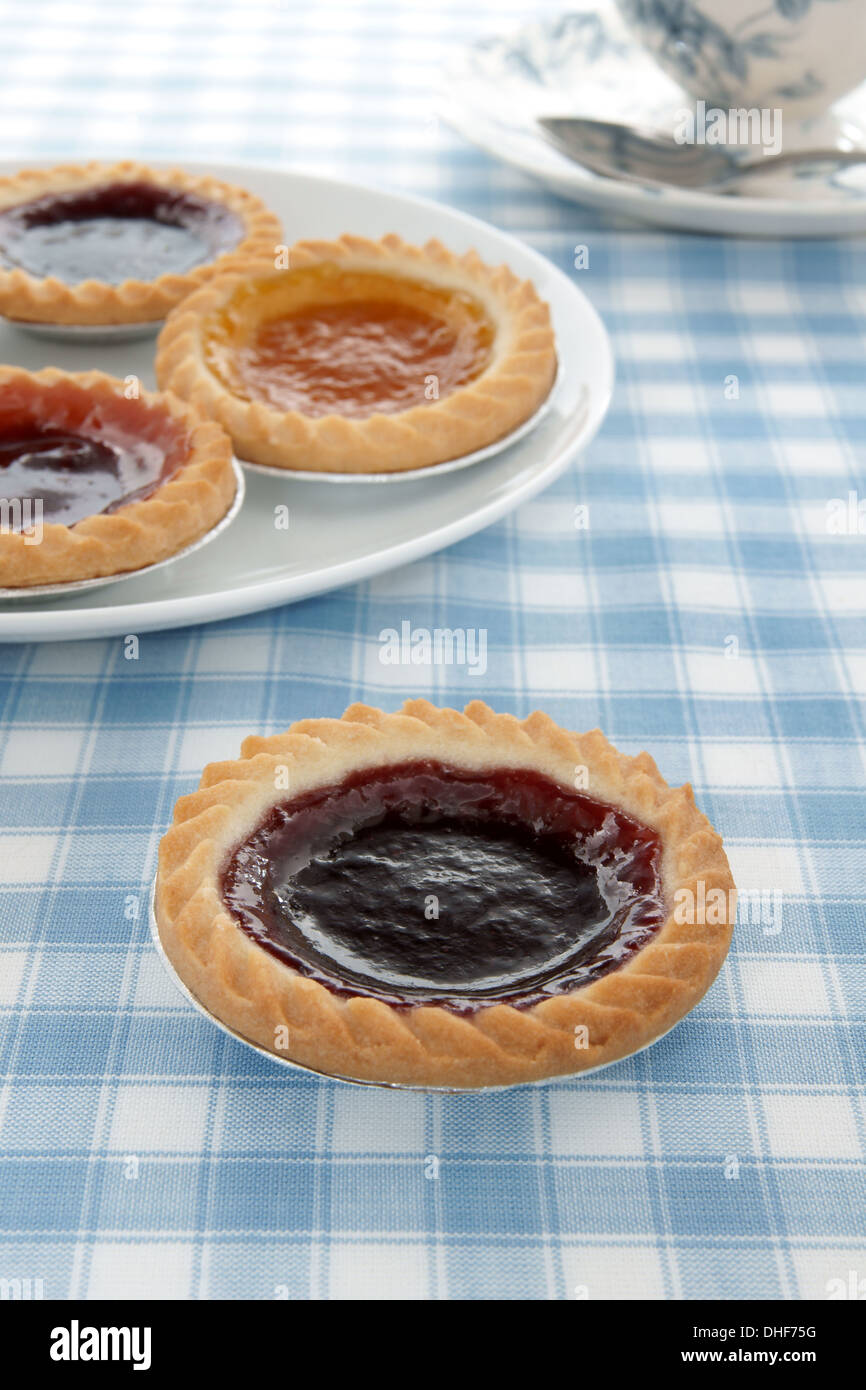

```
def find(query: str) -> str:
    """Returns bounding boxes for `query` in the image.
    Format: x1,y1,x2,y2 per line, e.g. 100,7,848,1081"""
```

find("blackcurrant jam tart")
156,701,735,1088
0,162,282,326
154,235,557,473
0,366,236,587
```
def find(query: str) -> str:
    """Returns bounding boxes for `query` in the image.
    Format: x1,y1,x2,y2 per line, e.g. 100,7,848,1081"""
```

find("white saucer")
441,2,866,237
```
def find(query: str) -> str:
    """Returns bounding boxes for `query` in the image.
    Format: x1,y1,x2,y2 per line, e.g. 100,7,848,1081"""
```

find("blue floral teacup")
614,0,866,119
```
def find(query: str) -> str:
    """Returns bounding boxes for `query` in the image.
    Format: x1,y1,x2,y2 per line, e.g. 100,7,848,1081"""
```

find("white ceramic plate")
0,160,612,643
441,2,866,237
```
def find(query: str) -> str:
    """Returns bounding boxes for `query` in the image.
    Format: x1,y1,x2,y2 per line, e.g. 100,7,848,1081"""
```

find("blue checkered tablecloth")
0,0,864,1302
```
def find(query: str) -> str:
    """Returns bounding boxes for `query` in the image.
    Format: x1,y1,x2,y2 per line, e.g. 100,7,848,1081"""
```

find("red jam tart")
155,235,557,473
0,162,282,326
0,367,236,588
156,702,735,1088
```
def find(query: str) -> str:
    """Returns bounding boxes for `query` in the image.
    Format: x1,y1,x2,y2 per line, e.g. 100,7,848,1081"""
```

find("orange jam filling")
203,264,495,418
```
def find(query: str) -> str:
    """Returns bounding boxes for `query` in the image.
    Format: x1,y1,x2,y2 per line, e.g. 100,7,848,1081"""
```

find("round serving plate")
0,158,613,642
148,878,676,1093
0,456,245,600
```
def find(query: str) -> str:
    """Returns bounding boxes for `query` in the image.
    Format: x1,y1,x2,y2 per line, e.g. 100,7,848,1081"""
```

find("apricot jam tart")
155,235,558,473
0,162,282,326
0,367,236,588
155,701,735,1088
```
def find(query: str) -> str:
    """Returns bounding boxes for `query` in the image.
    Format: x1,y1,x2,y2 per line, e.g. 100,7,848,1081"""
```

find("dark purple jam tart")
156,702,735,1089
0,161,282,326
0,181,244,286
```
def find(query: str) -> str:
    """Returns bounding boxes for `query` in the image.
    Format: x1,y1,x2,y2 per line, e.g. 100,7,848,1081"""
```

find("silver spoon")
537,117,866,193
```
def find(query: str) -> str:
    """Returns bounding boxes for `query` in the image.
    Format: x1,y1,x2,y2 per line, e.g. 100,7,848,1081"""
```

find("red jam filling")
0,380,190,527
0,180,244,285
221,761,665,1013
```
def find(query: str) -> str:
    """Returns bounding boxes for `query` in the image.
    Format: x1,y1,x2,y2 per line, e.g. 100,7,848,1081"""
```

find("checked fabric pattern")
0,0,863,1299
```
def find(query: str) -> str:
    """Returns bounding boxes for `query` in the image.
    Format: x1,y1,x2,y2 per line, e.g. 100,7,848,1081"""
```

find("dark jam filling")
0,424,177,526
0,180,244,285
221,761,665,1013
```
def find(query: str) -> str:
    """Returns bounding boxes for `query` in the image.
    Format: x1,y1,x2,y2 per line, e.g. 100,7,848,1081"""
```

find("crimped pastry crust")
154,234,558,473
0,366,237,587
0,161,282,325
156,701,735,1089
